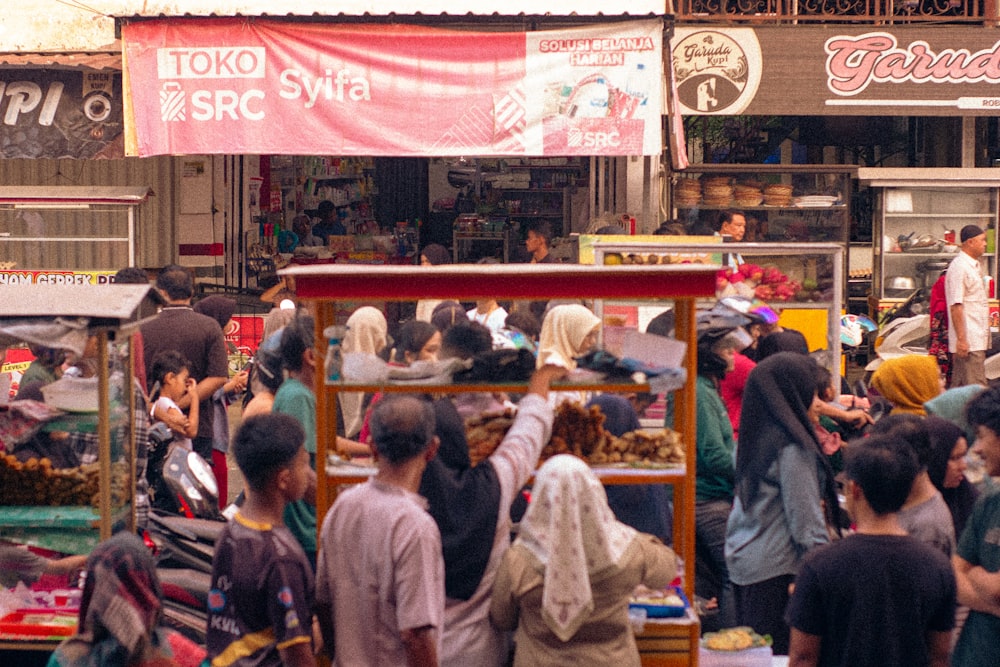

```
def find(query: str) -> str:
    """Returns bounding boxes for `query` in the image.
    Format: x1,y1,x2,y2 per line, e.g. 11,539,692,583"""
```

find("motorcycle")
144,422,230,644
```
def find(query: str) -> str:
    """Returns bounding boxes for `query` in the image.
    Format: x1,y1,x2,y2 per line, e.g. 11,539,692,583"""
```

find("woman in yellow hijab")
870,355,943,415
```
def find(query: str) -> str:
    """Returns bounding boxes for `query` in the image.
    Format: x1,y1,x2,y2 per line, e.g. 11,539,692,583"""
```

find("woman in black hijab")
925,415,979,538
724,352,840,655
418,398,502,601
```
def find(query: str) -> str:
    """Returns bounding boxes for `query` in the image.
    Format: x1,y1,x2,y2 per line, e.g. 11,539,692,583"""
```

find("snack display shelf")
285,262,713,666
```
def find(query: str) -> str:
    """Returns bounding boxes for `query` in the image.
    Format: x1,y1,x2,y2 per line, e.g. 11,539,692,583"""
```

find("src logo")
568,126,622,149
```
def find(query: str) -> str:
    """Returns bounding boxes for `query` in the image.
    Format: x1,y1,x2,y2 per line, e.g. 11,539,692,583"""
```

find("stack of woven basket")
763,183,793,206
702,176,734,207
675,178,702,207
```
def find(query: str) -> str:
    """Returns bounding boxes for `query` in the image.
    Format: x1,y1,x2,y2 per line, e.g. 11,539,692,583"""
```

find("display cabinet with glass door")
860,168,1000,321
670,165,855,245
0,186,150,276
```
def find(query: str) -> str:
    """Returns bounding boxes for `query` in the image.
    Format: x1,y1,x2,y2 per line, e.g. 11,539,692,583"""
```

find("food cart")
0,283,158,651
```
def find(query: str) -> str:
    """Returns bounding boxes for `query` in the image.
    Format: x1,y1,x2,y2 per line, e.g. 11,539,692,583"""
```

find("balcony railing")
674,0,997,23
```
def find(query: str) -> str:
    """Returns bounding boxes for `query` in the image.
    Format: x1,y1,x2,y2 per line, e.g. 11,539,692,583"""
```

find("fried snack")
465,409,515,466
0,455,130,507
704,628,755,651
463,403,685,468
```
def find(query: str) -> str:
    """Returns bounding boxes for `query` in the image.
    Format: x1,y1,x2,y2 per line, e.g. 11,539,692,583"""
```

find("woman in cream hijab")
536,304,601,406
339,306,388,439
536,304,601,370
489,455,677,666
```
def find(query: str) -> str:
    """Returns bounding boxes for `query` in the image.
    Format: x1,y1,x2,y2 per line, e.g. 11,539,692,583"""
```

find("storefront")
668,24,1000,323
117,14,669,277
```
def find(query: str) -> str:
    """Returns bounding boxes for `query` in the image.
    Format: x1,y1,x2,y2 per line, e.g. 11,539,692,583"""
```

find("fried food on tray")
702,626,772,651
463,401,684,467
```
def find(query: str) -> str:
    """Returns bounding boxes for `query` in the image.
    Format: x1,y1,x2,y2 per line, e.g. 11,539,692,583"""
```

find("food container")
40,376,99,413
628,587,689,618
699,646,773,667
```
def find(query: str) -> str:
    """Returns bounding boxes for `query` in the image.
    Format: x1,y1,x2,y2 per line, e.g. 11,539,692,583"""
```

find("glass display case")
671,165,855,245
591,240,845,370
860,169,1000,306
285,262,718,666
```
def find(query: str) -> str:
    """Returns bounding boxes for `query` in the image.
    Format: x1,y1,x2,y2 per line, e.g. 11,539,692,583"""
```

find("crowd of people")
6,223,1000,667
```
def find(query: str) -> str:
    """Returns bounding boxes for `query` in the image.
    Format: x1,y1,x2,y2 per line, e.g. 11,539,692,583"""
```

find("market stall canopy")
0,284,160,357
121,17,665,157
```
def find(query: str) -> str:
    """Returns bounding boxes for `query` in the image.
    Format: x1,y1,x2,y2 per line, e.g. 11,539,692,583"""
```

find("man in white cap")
946,224,990,387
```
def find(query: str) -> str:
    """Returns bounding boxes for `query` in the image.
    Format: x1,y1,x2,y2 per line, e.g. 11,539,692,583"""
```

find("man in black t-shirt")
786,435,955,667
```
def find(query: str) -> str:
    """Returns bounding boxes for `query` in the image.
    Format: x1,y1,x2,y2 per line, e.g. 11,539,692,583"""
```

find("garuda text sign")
672,26,1000,116
122,18,663,156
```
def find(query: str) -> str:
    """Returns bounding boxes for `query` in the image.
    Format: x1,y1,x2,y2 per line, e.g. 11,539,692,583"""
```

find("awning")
121,17,665,157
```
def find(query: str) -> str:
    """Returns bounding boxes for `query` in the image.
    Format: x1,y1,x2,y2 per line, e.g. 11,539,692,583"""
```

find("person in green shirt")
272,311,318,569
665,313,747,632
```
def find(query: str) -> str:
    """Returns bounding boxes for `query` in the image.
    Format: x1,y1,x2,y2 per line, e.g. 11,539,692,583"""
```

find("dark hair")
868,413,932,469
524,220,553,244
814,364,834,399
155,264,194,301
966,386,1000,437
193,295,237,329
317,200,335,216
431,301,466,332
845,434,920,515
280,310,315,373
504,309,541,341
441,320,493,360
716,209,745,232
370,395,435,465
421,244,452,266
645,309,676,338
233,413,305,491
393,320,438,363
113,267,149,284
149,349,191,385
756,330,809,361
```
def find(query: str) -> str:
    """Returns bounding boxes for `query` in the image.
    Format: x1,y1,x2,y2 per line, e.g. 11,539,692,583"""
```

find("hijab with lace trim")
536,304,600,371
50,532,198,667
339,307,388,438
870,354,942,415
516,454,638,642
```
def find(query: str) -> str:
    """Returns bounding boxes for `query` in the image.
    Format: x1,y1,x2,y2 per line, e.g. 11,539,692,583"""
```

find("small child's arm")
180,378,199,439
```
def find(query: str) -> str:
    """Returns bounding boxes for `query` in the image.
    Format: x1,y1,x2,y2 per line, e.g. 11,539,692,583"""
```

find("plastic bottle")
323,325,346,382
622,63,649,119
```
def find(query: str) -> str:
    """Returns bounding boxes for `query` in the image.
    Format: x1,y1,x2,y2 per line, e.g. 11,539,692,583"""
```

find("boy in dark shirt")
207,413,315,667
786,434,955,667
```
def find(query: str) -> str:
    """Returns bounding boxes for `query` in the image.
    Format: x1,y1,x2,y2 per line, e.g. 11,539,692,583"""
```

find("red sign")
122,18,662,156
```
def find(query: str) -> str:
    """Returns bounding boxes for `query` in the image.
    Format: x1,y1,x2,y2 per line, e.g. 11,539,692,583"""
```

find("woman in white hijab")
536,304,601,406
536,304,601,370
489,455,677,666
339,306,388,439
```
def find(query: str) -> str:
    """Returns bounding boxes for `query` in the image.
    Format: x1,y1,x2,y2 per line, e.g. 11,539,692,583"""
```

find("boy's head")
504,309,541,341
868,412,932,469
149,349,191,386
845,434,920,516
369,395,437,465
813,364,835,402
156,264,194,301
234,413,309,499
967,386,1000,476
280,310,315,373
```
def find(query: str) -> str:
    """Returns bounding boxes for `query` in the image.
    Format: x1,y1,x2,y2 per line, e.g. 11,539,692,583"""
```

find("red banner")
122,18,662,157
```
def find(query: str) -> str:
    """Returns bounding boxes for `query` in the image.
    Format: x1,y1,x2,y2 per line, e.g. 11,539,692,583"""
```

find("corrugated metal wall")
0,156,177,269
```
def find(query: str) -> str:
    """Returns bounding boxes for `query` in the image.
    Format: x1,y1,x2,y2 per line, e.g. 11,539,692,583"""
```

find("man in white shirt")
946,224,990,387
